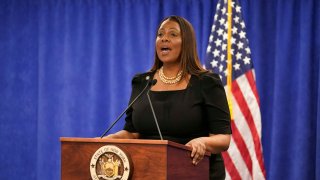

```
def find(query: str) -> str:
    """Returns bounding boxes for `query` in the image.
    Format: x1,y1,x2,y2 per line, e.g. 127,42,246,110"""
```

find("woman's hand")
100,130,140,139
186,138,207,165
185,134,231,165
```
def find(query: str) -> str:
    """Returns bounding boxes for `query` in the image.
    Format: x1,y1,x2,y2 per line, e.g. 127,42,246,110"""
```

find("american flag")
205,0,266,179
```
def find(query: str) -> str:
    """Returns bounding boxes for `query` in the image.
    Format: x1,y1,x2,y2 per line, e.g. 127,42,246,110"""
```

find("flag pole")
227,0,233,120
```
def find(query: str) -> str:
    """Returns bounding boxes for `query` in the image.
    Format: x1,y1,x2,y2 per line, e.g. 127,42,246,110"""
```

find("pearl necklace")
159,66,183,84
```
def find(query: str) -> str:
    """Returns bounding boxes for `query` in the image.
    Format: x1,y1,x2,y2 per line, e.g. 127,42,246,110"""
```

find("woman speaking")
103,15,232,180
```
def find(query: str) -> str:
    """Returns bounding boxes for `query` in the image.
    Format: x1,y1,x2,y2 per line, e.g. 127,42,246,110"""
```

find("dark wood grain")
167,145,209,179
61,137,209,180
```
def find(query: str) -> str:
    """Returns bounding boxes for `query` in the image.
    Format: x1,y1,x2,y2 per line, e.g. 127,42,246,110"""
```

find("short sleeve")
123,72,153,132
123,107,136,132
123,74,141,132
201,73,232,134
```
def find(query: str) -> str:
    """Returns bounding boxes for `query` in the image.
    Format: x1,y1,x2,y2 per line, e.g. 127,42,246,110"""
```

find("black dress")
124,71,231,180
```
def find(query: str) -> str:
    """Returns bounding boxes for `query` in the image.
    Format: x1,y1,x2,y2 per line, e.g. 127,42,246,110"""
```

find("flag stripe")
232,80,266,177
225,171,231,180
245,70,260,105
224,136,252,179
236,71,262,138
222,150,242,180
231,78,264,179
229,120,253,176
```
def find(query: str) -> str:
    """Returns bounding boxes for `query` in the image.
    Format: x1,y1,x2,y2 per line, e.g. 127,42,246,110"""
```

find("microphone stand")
100,77,154,138
146,87,163,140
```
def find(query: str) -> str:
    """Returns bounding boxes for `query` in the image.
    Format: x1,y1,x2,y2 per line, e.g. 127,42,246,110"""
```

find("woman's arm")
201,134,231,153
186,134,231,165
103,130,140,139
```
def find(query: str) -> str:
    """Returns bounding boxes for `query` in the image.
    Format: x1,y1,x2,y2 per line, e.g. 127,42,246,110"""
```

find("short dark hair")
150,15,207,77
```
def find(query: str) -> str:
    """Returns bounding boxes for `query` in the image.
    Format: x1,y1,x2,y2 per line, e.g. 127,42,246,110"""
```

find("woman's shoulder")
131,71,154,85
196,71,222,85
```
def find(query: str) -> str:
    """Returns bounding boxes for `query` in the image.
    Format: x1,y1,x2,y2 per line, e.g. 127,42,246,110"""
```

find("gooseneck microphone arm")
100,77,156,138
146,80,163,140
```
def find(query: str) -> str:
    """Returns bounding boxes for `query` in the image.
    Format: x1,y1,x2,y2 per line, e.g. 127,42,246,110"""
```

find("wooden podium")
60,137,209,180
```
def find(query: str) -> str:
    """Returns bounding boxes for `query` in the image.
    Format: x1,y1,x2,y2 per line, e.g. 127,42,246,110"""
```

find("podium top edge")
60,137,191,151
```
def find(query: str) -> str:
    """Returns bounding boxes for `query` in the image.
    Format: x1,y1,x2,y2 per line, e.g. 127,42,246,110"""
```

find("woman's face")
156,20,182,65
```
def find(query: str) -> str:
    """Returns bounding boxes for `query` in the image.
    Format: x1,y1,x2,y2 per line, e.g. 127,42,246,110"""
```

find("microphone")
100,76,156,138
146,80,164,140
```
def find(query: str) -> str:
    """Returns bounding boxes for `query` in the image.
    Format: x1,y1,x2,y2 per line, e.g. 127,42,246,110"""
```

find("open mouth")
161,47,172,52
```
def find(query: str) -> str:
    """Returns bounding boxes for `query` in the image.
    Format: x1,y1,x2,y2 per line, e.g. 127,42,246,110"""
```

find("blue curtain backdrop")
0,0,319,179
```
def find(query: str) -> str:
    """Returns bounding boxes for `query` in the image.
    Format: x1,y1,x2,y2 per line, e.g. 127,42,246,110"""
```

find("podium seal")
90,145,132,180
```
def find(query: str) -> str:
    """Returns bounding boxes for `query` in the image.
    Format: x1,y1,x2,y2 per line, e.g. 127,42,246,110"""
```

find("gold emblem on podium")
90,145,132,180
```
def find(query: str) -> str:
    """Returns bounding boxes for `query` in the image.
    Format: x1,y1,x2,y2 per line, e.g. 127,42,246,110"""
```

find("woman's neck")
161,63,181,77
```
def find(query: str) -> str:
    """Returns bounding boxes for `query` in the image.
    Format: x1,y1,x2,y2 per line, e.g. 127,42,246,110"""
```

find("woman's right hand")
100,130,140,139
